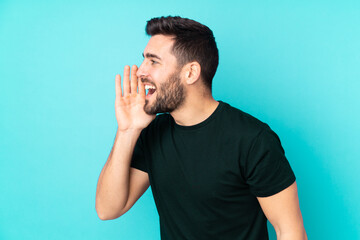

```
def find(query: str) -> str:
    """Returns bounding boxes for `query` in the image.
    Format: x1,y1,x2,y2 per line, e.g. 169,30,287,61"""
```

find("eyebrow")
142,52,162,60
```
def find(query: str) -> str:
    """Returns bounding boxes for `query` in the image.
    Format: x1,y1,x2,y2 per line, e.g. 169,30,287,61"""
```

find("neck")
170,94,219,126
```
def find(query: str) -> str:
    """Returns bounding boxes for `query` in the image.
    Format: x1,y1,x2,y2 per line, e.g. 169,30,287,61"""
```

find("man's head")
145,16,219,91
136,16,218,114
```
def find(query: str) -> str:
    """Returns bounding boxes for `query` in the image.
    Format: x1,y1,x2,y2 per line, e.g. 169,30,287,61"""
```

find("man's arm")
95,65,155,220
257,181,307,240
95,130,150,220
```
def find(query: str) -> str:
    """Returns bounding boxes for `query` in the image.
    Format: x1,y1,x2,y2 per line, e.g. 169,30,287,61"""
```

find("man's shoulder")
219,101,271,135
218,101,285,154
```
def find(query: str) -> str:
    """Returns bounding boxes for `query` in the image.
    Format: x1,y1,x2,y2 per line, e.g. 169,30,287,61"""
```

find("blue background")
1,1,359,239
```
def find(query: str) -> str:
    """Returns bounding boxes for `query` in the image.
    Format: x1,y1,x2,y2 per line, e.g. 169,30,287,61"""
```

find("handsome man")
96,16,307,240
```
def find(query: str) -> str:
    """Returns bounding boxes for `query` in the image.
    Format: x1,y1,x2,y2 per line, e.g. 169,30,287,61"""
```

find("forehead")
144,34,176,59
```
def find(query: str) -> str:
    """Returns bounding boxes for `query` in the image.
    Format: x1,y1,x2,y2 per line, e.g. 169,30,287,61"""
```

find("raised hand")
115,65,155,132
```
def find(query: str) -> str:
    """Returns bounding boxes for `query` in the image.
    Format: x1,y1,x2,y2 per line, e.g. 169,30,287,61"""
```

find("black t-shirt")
131,101,295,240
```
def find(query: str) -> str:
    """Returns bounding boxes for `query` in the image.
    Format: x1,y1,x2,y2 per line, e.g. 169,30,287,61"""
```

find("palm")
115,65,155,131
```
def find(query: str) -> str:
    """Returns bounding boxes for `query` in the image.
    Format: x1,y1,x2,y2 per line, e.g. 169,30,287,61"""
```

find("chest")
146,129,248,204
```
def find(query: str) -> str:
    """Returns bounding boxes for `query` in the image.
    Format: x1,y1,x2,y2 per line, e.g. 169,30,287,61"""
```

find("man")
96,16,307,240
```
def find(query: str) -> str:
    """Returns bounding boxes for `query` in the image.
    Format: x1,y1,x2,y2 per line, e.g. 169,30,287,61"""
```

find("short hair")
145,16,219,91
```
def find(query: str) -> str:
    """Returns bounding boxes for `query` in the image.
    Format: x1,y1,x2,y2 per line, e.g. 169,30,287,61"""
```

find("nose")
136,61,147,79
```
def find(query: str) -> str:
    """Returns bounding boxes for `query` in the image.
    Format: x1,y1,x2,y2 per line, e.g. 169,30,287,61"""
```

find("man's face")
136,34,186,114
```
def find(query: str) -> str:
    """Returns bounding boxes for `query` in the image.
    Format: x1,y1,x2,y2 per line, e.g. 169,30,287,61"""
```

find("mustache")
141,78,156,86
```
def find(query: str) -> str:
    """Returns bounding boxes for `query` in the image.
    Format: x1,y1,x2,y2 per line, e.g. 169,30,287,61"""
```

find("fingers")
123,65,131,97
138,78,146,98
115,74,122,100
130,65,138,94
118,65,140,99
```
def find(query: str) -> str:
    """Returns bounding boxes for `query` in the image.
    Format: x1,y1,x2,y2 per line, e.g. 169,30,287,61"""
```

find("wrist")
116,128,142,137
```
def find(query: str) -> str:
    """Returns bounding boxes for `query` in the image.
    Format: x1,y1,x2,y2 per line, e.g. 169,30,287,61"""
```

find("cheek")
152,69,167,84
151,71,161,80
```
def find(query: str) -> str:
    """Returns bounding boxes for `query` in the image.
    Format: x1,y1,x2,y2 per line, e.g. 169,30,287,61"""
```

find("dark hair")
146,16,219,91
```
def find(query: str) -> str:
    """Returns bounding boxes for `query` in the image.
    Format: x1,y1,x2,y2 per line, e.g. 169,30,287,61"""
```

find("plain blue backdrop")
1,0,359,239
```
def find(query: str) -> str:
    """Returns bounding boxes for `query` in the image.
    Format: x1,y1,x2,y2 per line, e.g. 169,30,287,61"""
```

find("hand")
115,65,155,132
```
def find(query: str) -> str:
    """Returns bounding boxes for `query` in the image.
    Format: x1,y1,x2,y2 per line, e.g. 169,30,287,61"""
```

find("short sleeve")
245,128,296,197
130,131,148,173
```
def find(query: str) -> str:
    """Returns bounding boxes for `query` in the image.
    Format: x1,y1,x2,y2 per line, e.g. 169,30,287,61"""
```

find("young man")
96,16,307,240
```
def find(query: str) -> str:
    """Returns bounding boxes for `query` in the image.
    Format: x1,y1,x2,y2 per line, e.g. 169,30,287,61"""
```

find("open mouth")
145,84,156,97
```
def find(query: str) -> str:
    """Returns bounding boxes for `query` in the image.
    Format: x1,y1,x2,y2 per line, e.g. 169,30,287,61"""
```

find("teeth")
145,85,156,90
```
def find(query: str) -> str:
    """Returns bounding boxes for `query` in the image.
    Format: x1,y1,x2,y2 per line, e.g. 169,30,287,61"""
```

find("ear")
183,62,201,85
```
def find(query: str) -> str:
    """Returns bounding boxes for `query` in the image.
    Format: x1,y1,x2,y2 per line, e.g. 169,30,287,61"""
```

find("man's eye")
150,60,158,64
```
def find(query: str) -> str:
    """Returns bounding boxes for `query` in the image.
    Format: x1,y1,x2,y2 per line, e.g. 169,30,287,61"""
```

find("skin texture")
96,34,307,239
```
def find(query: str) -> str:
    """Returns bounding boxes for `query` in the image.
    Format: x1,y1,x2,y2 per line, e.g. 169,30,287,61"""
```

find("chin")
143,101,157,115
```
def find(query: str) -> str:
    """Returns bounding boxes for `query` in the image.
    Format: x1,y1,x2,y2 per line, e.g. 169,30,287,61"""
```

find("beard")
143,71,186,115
